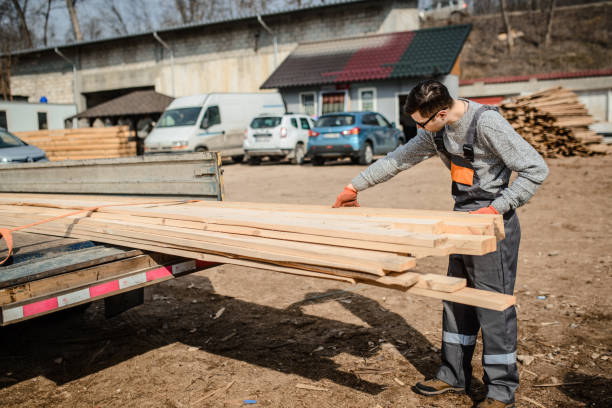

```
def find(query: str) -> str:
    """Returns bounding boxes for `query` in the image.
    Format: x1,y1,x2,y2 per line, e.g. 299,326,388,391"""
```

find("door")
197,105,224,151
375,113,395,152
298,117,312,145
361,113,384,153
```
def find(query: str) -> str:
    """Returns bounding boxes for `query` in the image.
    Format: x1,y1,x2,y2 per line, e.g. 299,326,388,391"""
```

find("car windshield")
0,130,26,148
157,107,202,128
315,115,355,127
250,117,282,129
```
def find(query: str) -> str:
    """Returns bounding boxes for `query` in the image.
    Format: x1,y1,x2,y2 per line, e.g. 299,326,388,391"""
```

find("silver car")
0,128,48,164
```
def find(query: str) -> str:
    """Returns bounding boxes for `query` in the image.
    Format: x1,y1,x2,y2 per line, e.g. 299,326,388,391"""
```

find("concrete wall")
10,1,418,110
0,101,76,132
459,75,612,123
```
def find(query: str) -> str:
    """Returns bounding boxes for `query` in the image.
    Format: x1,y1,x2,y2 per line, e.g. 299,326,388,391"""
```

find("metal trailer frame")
0,152,224,326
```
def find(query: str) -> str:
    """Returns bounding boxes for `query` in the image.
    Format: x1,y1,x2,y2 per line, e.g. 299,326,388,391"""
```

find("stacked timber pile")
0,194,515,311
500,87,606,158
14,126,136,161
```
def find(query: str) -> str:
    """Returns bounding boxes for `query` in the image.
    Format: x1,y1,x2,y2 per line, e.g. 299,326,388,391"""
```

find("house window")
321,92,346,115
359,88,376,112
299,92,316,116
37,112,48,130
0,111,6,129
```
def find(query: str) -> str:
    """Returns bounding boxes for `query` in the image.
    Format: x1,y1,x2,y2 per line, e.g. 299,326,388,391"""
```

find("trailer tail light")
280,127,288,138
342,127,360,136
243,128,248,140
308,130,320,137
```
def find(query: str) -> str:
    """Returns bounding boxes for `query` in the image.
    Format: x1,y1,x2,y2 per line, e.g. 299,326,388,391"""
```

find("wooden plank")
1,211,418,273
0,221,513,308
407,287,515,311
0,219,396,276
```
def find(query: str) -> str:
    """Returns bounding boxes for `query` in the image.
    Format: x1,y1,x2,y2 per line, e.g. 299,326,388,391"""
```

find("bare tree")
109,2,129,35
11,0,34,48
544,0,556,46
66,0,82,41
41,0,53,46
500,0,513,50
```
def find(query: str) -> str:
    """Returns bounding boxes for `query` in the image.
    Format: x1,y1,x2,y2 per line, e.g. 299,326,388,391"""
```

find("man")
333,80,549,407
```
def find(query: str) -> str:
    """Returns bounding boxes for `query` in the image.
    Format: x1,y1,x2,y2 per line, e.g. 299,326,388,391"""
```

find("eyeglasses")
413,109,443,128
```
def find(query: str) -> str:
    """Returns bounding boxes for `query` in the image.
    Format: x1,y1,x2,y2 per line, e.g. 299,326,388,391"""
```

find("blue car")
307,112,405,165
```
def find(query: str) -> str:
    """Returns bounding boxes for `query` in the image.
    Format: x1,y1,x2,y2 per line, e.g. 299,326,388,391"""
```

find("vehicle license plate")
324,133,340,138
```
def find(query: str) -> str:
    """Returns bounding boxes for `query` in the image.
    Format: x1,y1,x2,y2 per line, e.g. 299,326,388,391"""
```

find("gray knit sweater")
351,99,549,214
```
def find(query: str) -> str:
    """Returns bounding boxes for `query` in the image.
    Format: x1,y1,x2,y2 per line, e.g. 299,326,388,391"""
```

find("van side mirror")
390,122,396,128
200,117,209,129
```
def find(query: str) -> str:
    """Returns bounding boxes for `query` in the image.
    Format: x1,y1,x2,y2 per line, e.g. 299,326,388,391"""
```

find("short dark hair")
403,80,454,117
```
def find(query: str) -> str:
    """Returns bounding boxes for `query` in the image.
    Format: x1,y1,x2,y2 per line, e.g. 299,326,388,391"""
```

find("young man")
333,80,549,407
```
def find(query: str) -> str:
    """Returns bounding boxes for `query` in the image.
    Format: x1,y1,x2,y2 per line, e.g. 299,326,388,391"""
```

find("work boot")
413,378,465,396
475,397,515,408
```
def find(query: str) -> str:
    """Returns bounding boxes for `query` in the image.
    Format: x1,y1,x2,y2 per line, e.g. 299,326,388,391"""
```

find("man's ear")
438,110,448,120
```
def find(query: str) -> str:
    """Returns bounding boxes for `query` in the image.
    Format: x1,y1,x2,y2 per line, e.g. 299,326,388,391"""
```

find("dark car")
0,128,48,164
306,111,405,165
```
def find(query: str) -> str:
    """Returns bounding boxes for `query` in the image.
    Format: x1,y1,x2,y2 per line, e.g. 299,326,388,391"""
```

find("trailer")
0,152,223,326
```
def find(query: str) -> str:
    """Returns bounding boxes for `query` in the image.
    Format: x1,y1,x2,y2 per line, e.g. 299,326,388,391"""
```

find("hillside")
423,2,611,80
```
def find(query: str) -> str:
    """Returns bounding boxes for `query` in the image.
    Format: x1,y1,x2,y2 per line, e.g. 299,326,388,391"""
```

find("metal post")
153,32,175,96
257,15,278,69
54,48,79,125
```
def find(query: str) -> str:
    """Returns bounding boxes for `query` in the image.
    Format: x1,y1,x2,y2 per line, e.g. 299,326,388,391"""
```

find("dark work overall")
434,105,521,403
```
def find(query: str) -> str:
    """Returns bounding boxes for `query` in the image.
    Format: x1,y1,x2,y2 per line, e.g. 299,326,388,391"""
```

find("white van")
144,93,285,161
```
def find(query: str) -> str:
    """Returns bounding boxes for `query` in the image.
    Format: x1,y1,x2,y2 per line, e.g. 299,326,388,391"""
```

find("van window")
299,118,310,130
315,115,355,127
157,107,202,128
0,111,7,129
250,117,282,129
201,106,221,129
290,118,298,128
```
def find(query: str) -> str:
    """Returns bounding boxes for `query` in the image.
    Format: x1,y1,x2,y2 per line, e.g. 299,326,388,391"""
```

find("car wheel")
248,156,261,165
231,155,244,163
195,146,207,152
350,156,360,164
312,156,325,166
291,143,305,165
359,142,373,165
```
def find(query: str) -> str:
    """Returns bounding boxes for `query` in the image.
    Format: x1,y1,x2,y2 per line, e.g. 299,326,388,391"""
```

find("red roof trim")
459,69,612,86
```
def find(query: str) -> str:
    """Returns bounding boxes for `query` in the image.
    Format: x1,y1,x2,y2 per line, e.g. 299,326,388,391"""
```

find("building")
261,24,470,137
6,0,419,113
0,101,76,132
460,69,612,132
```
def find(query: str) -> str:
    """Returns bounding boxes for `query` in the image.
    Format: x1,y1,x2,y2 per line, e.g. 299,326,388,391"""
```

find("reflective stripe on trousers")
436,211,521,404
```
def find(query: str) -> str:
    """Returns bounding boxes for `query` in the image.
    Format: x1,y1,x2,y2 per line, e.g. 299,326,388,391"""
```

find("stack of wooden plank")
500,87,606,158
0,194,515,310
14,126,136,161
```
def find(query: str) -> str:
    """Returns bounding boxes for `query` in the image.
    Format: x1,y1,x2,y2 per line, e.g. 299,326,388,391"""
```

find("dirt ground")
1,154,611,407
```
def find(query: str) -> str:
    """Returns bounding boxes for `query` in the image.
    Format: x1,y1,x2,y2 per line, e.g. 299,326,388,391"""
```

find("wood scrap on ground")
500,87,608,158
0,193,515,310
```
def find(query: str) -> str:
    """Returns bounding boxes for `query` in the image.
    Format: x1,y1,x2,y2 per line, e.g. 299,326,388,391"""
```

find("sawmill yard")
0,155,611,407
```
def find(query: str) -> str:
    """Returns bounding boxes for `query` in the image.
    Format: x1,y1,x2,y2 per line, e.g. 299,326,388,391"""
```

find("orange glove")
333,186,359,208
470,205,499,215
